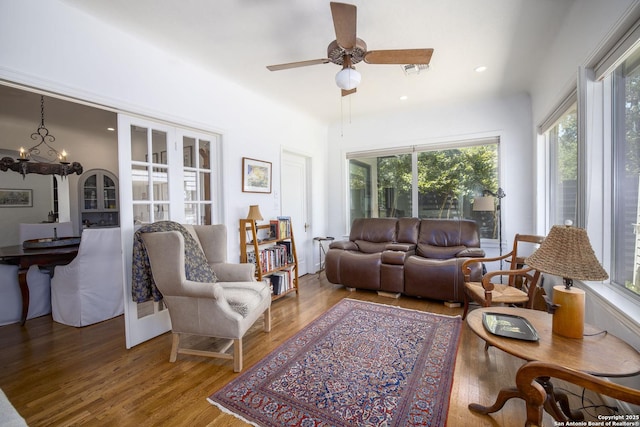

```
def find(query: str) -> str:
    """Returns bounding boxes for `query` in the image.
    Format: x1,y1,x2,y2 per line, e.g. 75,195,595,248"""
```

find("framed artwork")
0,189,33,207
242,157,272,193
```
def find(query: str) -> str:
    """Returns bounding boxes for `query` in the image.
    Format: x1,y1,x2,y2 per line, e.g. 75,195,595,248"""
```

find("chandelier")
0,95,83,179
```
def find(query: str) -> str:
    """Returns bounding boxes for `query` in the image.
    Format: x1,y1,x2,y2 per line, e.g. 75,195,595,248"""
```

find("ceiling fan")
266,2,434,97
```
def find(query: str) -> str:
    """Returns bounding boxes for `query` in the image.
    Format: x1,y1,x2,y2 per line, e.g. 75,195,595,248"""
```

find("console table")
0,244,79,325
466,306,640,422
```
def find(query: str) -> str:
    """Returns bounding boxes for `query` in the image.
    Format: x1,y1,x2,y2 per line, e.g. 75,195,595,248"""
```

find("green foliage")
372,145,498,219
625,73,640,175
416,145,498,198
557,111,577,181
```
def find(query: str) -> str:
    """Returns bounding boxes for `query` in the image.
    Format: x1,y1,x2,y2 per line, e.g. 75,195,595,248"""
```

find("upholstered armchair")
141,224,271,372
51,227,124,327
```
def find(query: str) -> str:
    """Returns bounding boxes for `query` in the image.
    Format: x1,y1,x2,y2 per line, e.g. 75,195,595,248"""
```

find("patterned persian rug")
207,299,462,426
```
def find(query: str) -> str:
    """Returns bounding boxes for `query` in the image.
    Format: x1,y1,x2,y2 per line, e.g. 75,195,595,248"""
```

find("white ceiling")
56,1,573,123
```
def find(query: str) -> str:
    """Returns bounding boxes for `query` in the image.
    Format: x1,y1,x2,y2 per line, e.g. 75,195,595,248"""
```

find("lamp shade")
525,225,608,281
472,196,495,212
246,205,263,222
335,67,361,90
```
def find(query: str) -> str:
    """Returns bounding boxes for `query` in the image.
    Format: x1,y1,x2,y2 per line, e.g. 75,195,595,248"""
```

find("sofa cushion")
417,244,467,259
355,240,390,254
349,218,397,243
416,219,481,258
397,217,420,243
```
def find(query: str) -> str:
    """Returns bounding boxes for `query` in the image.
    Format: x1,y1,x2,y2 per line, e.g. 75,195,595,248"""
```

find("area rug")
207,298,462,426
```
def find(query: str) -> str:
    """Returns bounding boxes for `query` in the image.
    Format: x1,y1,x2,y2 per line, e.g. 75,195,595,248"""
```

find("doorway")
281,150,312,275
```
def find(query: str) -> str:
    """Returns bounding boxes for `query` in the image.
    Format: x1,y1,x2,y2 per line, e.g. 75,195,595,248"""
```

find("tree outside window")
348,141,499,239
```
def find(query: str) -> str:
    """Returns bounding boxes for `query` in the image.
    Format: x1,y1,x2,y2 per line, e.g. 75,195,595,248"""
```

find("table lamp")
246,205,263,224
525,224,608,339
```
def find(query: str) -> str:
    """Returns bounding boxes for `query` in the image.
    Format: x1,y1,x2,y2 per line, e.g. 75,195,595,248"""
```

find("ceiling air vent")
402,64,430,76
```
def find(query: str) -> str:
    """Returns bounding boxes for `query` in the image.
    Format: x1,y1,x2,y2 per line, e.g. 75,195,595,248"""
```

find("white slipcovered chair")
18,222,74,242
51,227,124,327
140,224,271,372
0,222,77,325
0,264,52,326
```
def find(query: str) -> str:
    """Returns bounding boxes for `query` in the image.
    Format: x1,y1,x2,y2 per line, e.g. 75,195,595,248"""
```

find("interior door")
281,151,311,275
118,114,177,348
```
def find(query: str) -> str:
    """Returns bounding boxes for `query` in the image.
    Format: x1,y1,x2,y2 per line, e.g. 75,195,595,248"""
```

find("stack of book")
269,216,291,240
263,267,295,296
247,244,290,273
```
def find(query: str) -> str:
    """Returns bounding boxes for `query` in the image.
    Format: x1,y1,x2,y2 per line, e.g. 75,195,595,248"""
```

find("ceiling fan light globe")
335,67,361,90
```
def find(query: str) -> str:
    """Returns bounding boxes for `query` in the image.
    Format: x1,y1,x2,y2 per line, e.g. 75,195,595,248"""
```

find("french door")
117,114,221,348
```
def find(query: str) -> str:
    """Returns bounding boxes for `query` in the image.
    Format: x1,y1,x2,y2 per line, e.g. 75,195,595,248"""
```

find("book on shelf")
245,244,290,273
276,216,291,240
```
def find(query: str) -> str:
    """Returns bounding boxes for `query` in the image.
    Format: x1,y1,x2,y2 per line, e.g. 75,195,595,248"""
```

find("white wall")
530,0,637,126
326,93,534,257
0,168,53,246
0,0,328,258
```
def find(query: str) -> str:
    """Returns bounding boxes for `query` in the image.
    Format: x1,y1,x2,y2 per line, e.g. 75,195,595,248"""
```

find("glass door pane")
130,126,169,225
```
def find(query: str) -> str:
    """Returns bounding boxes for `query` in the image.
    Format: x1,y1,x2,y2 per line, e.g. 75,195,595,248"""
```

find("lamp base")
552,285,585,339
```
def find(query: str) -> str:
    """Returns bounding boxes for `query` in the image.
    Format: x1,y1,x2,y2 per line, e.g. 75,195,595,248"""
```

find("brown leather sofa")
325,217,484,302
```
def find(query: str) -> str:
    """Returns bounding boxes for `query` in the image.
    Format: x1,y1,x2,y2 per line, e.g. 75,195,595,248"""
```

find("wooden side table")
466,307,640,422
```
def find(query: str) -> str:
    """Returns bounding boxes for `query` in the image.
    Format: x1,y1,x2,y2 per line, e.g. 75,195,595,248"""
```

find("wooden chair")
516,361,640,427
461,234,545,319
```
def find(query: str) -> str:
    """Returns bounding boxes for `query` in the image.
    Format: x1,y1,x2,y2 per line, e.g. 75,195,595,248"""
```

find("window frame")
345,137,500,239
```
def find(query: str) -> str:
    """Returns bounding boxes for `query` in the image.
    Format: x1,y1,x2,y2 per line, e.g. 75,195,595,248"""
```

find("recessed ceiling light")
400,95,408,101
107,127,115,131
474,66,487,73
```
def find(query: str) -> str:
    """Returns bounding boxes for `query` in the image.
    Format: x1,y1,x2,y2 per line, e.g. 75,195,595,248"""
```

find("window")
182,135,216,225
349,160,372,219
347,139,499,239
547,105,578,227
612,47,640,297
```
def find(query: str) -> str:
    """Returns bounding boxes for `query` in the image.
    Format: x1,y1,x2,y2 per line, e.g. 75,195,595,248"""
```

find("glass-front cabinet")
79,169,119,230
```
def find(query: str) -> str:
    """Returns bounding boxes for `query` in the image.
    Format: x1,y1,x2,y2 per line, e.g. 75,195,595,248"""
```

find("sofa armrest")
382,249,415,265
211,262,255,282
385,243,416,252
456,248,486,258
329,240,359,251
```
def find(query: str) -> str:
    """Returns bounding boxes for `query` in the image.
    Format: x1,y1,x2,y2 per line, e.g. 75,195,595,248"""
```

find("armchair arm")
180,280,223,299
211,262,255,282
461,251,515,275
480,266,537,292
329,240,358,251
516,361,640,427
456,248,486,258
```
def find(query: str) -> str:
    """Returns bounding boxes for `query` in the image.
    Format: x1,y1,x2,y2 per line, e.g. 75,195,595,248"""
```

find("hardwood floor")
0,274,606,426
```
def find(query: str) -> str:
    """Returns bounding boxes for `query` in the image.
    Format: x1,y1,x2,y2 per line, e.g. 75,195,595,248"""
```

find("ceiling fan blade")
330,2,357,50
364,48,434,65
342,88,356,97
266,58,330,71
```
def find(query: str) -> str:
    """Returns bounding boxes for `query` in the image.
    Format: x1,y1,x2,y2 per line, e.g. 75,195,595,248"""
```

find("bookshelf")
239,217,299,300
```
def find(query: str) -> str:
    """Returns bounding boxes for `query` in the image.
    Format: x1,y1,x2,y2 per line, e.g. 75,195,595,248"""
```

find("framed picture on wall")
0,189,33,207
242,157,272,193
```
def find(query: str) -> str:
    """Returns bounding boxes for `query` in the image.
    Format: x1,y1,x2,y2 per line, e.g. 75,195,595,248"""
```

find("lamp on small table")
525,224,608,339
